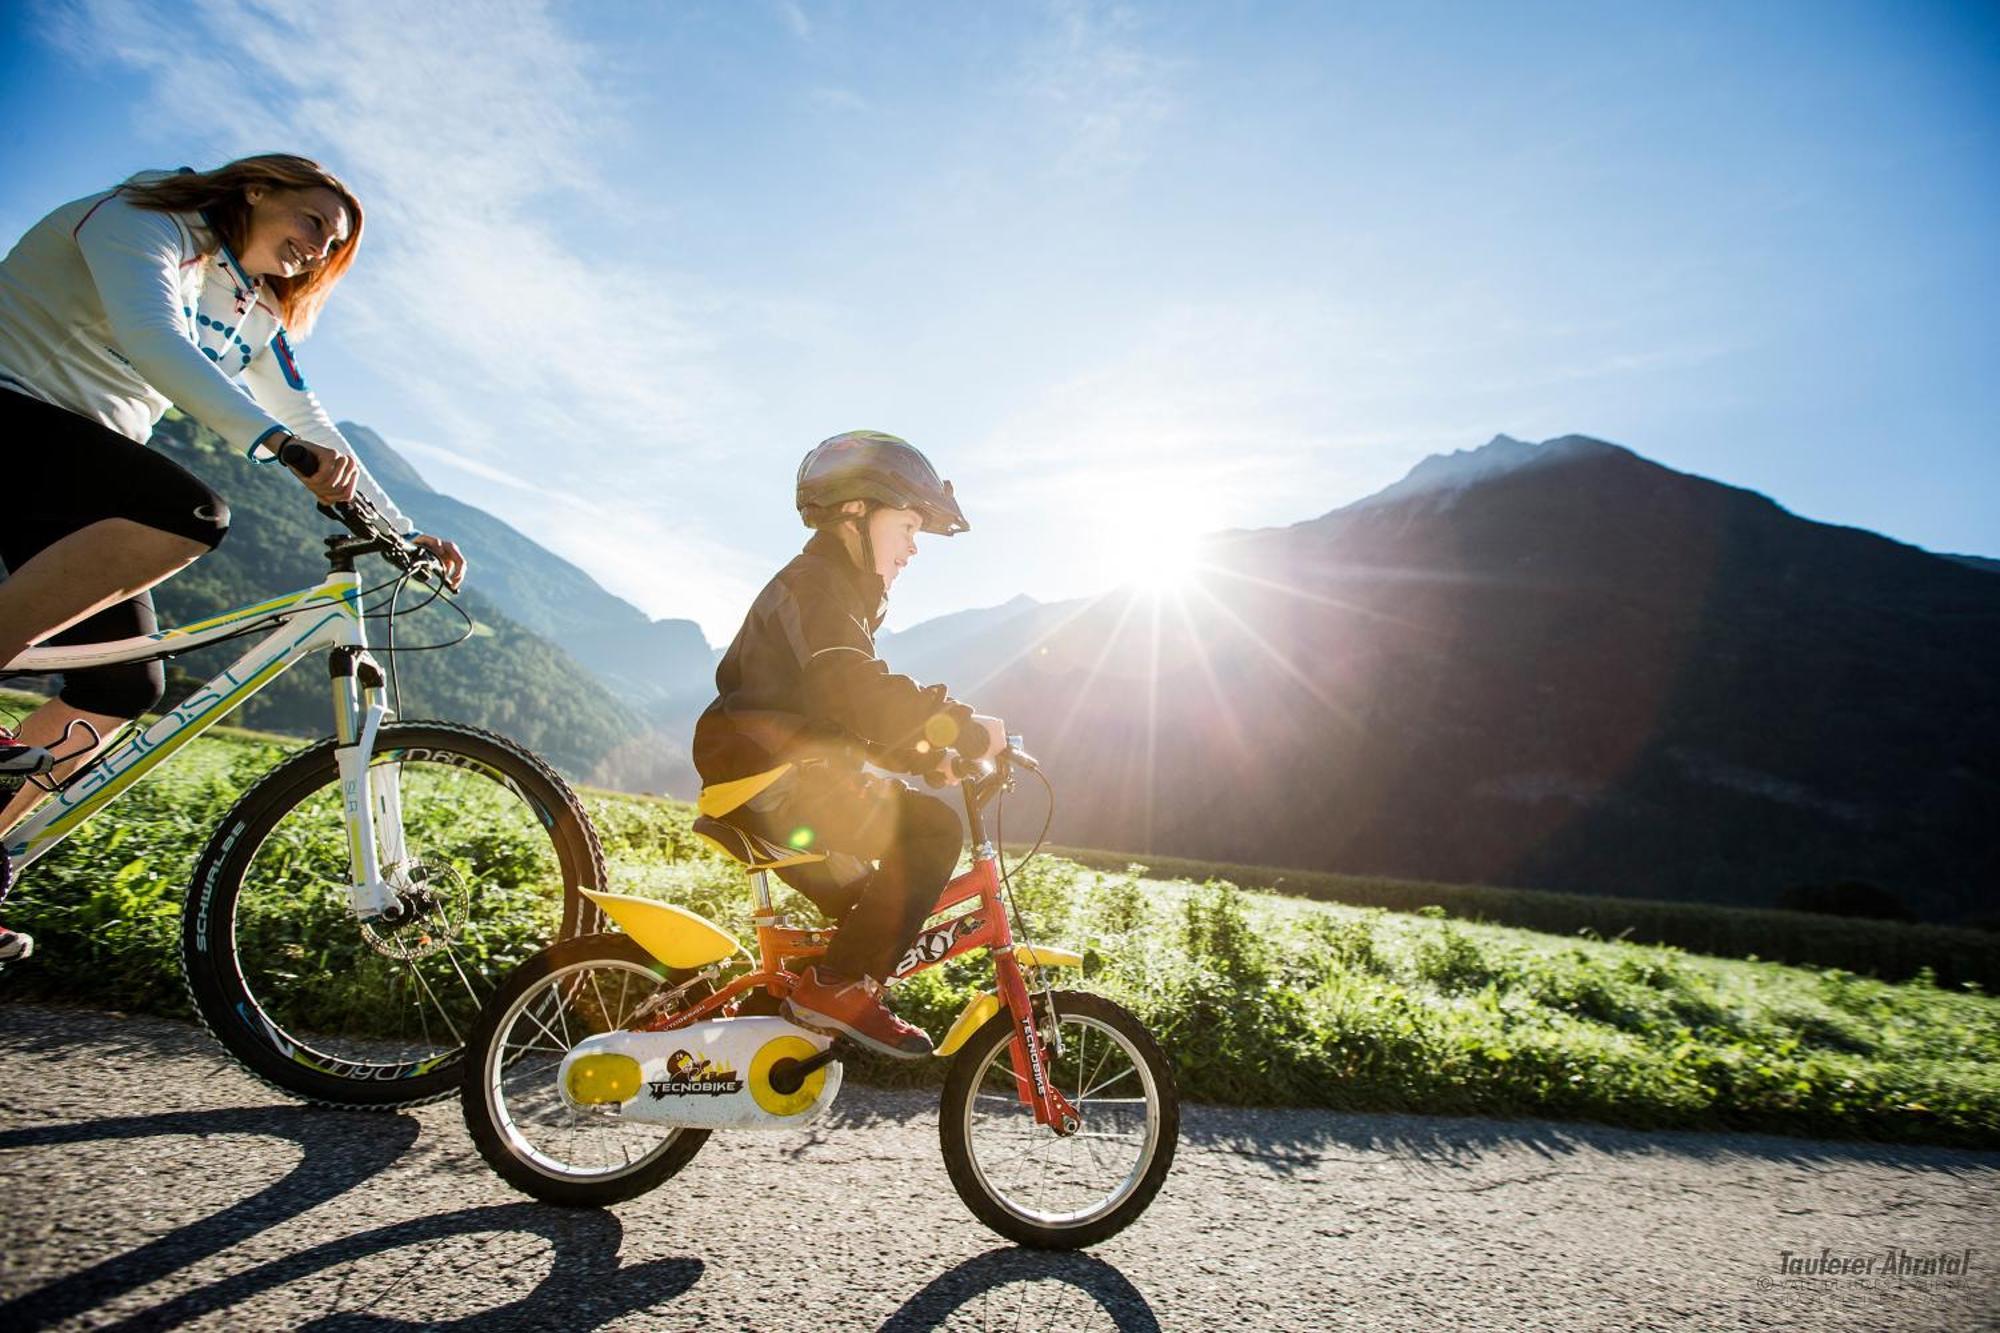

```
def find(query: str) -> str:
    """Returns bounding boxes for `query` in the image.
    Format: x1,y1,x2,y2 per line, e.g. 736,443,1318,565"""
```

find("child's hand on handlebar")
917,747,962,788
970,714,1008,759
281,437,359,504
412,535,467,589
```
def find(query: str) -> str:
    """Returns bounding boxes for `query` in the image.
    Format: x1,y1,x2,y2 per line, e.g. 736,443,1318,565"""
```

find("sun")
1101,511,1206,593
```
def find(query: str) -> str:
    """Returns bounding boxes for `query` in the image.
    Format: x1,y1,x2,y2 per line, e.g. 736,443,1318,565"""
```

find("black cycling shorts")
1,387,232,717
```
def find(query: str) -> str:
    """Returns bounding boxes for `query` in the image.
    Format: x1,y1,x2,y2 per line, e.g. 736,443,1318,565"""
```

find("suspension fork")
330,646,398,919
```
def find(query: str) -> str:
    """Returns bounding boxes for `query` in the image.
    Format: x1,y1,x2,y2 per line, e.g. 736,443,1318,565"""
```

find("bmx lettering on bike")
462,739,1180,1250
1,498,604,1108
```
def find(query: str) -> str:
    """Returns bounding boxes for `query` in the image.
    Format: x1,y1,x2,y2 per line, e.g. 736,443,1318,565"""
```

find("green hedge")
1039,846,2000,991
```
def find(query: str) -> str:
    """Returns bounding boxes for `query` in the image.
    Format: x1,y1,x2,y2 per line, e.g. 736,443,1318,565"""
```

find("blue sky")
3,1,1995,642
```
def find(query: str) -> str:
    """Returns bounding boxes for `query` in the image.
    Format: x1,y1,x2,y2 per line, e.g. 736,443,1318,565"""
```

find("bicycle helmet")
796,431,969,536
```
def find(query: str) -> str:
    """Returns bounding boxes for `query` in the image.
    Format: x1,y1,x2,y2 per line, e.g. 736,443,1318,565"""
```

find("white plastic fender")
559,1016,843,1131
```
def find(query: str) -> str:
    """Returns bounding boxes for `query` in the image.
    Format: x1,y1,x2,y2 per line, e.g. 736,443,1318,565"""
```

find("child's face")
867,506,923,588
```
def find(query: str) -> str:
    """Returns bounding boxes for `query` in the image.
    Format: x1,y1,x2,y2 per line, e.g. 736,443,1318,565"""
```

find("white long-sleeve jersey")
0,171,411,533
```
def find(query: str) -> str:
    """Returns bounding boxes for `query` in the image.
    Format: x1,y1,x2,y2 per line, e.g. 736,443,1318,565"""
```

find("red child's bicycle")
459,737,1178,1249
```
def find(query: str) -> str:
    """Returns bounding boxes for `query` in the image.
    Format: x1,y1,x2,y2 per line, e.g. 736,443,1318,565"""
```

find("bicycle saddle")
691,813,827,871
693,763,829,871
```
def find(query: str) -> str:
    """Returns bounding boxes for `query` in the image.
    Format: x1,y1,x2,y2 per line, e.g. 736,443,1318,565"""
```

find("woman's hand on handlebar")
281,436,359,504
412,534,467,590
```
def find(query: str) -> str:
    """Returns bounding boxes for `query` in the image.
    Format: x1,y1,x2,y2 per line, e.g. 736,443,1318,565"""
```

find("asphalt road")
1,1000,1995,1331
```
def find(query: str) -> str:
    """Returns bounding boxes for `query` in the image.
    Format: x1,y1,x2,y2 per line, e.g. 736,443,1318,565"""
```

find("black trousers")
2,389,231,717
744,764,963,983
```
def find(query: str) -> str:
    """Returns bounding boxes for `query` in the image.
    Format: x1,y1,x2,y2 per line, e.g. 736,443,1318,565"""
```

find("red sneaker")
783,966,934,1060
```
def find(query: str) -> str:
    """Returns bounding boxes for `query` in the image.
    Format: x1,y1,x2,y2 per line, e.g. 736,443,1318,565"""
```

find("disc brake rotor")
358,859,471,960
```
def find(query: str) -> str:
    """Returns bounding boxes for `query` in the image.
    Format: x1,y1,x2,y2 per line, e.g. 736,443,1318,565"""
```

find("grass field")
1042,845,2000,991
4,704,1995,1149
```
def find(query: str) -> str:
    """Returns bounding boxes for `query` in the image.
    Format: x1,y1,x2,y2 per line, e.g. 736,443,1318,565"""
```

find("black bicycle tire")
461,932,711,1206
939,990,1179,1249
180,720,605,1109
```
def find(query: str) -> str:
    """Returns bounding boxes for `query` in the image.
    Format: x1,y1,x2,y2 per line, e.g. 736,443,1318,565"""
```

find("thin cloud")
970,298,1351,509
394,438,566,499
776,0,812,41
1021,0,1181,176
401,435,765,640
809,86,867,112
526,499,768,643
39,0,758,629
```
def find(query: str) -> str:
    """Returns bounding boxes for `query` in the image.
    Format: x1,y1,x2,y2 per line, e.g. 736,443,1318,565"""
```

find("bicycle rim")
959,1008,1166,1230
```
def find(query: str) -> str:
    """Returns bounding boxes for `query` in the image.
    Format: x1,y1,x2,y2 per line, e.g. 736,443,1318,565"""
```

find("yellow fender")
931,948,1083,1059
1014,943,1084,969
936,992,1002,1058
581,888,743,969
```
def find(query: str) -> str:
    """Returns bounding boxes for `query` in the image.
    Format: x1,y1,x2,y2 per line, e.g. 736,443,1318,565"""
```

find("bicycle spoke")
1078,1063,1140,1103
403,958,466,1047
972,1130,1068,1173
1078,1034,1112,1102
588,971,615,1030
555,989,576,1050
517,998,571,1054
442,945,485,1008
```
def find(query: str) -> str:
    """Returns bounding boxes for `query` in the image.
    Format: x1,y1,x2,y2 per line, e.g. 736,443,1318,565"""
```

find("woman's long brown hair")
120,153,364,335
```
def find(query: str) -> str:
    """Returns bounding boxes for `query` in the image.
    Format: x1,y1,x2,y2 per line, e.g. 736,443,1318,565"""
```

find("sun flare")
1102,513,1206,592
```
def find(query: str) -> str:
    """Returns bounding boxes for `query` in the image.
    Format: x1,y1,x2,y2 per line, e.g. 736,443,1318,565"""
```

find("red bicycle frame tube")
641,836,1077,1128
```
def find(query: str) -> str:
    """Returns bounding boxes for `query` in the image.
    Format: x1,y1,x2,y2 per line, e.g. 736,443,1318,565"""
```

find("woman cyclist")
0,153,464,963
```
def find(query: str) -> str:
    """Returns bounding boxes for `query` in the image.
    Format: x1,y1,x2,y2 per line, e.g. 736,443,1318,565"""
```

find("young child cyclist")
692,431,1005,1059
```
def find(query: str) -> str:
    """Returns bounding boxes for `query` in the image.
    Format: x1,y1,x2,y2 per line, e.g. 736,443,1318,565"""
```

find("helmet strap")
832,506,877,581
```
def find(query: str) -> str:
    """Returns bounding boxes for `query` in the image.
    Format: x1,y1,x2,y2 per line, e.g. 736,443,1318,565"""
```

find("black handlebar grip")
278,438,318,476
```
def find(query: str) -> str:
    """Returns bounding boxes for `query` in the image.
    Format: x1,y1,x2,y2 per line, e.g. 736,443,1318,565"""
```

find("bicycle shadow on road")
880,1245,1161,1333
0,1103,420,1330
97,1203,702,1331
0,1100,703,1330
1177,1103,2000,1179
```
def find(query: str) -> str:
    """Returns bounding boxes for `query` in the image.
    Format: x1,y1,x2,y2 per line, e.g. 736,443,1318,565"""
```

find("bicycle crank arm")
765,1045,840,1096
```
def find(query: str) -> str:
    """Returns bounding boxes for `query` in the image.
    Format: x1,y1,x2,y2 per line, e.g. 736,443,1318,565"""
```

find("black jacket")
692,531,987,786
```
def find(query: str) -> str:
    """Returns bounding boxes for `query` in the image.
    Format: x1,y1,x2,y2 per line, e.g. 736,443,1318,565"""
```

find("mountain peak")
338,421,436,496
1351,433,1628,513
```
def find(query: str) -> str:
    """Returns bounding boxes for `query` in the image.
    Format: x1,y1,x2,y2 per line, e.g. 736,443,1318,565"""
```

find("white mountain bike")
1,485,602,1108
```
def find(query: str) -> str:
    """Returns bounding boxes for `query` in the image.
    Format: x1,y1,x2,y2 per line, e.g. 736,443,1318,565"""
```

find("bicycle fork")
993,948,1082,1135
329,646,403,921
